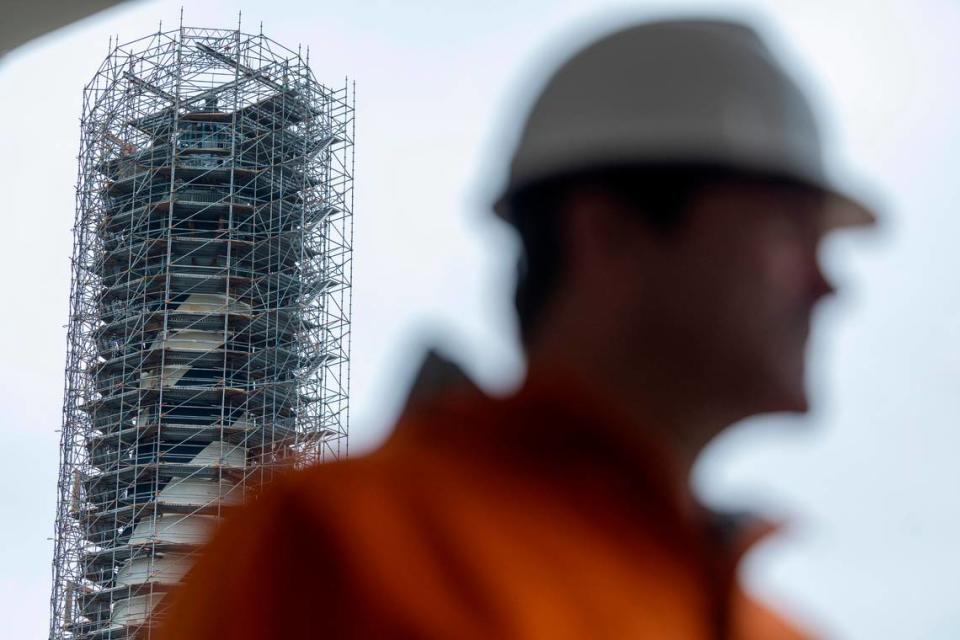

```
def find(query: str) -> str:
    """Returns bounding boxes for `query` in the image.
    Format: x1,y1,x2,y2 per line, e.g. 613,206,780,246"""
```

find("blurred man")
159,18,873,639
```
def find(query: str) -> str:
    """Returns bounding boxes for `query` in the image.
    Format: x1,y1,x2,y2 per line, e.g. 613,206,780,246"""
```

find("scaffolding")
48,25,353,639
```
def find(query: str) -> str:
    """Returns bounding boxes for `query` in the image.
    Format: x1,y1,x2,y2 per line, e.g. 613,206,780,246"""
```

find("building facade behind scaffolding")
49,26,353,639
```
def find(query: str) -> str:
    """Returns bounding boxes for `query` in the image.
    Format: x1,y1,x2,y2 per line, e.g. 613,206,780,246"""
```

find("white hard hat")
495,19,875,229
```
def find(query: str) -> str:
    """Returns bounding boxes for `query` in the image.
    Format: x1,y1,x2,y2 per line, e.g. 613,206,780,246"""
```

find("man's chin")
741,396,809,422
766,387,809,414
783,396,810,414
748,380,809,415
765,363,809,413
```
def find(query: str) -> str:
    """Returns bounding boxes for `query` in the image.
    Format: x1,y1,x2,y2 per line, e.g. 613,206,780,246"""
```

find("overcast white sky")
1,0,958,637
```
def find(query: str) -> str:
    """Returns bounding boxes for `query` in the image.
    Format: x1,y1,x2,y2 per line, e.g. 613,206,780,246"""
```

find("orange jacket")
158,374,811,639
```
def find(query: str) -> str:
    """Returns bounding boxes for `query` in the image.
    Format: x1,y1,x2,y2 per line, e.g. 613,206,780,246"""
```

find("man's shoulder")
290,428,457,488
272,433,475,528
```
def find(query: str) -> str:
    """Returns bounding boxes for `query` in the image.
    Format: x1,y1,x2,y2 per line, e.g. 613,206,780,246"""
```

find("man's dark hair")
508,163,810,345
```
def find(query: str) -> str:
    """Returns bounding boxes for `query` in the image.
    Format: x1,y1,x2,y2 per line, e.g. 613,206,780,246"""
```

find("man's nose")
812,261,836,302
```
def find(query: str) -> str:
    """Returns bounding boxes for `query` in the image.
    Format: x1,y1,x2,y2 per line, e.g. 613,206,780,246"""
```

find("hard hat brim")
493,169,877,232
819,187,877,231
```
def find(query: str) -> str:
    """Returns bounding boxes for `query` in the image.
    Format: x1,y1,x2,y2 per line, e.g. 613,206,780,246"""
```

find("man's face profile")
581,182,834,422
